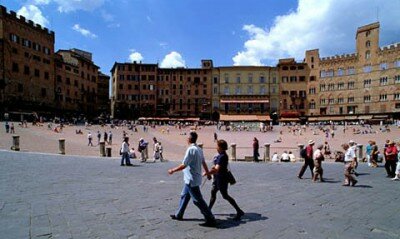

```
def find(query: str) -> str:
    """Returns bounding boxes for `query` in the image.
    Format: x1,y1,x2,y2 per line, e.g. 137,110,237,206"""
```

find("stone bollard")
298,144,305,162
59,138,65,155
11,135,20,151
99,142,106,157
106,147,112,157
230,143,236,161
198,143,203,149
356,144,363,162
264,143,270,162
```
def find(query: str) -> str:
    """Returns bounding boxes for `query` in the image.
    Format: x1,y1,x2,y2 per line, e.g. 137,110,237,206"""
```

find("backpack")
300,148,307,158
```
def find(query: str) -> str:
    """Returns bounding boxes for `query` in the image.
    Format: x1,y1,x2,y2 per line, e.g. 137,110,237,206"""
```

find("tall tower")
356,22,380,65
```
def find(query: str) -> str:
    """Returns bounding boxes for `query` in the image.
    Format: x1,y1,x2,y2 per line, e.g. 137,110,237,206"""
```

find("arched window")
366,40,370,48
366,31,370,37
365,50,371,60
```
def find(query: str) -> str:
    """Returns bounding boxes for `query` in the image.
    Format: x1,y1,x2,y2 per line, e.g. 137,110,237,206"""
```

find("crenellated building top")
379,42,400,52
320,53,357,63
0,5,55,37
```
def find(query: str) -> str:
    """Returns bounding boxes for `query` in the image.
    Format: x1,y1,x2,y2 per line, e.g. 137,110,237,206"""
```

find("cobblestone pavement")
0,150,399,239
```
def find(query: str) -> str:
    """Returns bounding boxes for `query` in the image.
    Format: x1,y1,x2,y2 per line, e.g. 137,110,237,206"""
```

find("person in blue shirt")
205,139,244,220
365,140,373,167
168,131,217,227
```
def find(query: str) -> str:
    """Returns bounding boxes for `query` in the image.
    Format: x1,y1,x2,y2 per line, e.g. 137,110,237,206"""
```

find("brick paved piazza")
0,150,399,239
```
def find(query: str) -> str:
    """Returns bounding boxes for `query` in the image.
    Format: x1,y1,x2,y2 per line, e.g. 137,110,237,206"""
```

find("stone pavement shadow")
353,185,373,188
321,178,341,184
214,213,268,229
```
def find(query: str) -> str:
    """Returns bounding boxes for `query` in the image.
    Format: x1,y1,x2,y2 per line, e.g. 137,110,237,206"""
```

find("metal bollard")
230,143,236,161
99,142,106,157
298,144,304,162
106,147,112,157
12,135,20,151
264,143,270,162
59,138,65,155
356,144,363,162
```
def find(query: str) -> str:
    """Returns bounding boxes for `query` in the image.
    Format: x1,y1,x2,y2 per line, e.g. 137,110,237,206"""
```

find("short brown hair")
217,139,228,151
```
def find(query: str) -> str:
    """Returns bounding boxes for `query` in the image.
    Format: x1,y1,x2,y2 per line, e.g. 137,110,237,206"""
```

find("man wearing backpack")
297,140,315,179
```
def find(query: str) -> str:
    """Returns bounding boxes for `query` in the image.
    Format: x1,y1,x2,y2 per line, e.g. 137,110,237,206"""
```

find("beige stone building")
0,6,55,114
305,22,400,121
212,66,279,118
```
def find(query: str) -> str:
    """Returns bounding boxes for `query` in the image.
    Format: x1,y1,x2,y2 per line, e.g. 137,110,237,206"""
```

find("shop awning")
373,115,389,119
358,115,373,120
345,116,358,120
220,99,269,103
279,117,300,122
219,114,270,121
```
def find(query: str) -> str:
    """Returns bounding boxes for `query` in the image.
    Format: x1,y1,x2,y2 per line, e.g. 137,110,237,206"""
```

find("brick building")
97,72,110,116
0,5,55,114
110,60,213,119
0,5,109,119
55,49,99,116
305,22,400,121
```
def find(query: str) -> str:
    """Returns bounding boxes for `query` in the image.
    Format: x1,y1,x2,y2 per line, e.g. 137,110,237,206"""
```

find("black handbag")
226,171,236,185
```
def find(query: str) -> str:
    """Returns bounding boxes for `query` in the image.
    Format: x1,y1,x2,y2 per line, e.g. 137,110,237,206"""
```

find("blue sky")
2,0,400,75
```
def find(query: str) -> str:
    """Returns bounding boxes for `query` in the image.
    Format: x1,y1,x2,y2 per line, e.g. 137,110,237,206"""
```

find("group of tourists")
120,136,164,165
4,122,15,134
297,138,400,185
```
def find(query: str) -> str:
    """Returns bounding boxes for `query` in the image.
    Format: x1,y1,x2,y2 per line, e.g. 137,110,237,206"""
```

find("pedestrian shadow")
214,213,268,229
354,185,373,188
355,173,370,176
321,178,341,184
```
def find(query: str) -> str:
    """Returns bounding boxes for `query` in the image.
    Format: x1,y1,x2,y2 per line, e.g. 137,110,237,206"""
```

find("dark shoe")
351,180,358,187
126,163,133,166
120,164,125,166
199,220,217,227
320,178,325,182
297,175,302,179
233,210,244,221
170,215,182,221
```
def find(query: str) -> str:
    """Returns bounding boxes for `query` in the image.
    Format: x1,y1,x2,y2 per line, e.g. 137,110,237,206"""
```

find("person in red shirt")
298,140,315,179
384,141,398,178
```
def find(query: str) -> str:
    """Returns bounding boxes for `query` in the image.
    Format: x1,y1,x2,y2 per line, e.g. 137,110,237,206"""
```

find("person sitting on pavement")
271,152,279,162
288,151,296,162
281,151,290,162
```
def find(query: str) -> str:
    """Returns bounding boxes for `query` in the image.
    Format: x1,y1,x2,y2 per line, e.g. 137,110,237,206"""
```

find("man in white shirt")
312,145,324,182
342,143,358,186
281,151,290,162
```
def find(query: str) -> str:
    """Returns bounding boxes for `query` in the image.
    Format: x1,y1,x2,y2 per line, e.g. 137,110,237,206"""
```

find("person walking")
253,137,260,162
97,131,101,145
206,139,244,220
87,132,93,146
342,143,358,186
366,140,373,167
297,140,315,179
370,141,379,167
313,144,325,182
168,131,217,227
138,138,148,162
103,131,108,144
10,123,15,134
384,141,398,178
5,121,9,133
152,137,161,162
323,141,331,159
120,137,133,166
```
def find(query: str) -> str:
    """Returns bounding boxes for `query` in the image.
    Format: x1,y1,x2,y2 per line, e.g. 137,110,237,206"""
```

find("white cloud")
233,0,400,66
160,51,186,68
31,0,51,5
101,10,114,22
128,50,144,63
17,5,49,27
72,24,97,38
54,0,105,12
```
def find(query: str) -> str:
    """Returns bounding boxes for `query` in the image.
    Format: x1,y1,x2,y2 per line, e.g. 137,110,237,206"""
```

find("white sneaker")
391,177,399,181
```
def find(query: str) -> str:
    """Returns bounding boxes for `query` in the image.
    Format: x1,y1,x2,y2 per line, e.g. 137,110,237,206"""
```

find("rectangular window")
24,66,30,75
379,94,387,101
290,76,297,82
394,93,400,100
364,79,372,88
236,76,241,84
329,98,334,104
320,99,326,105
364,95,371,102
213,87,218,94
41,88,46,97
380,62,388,70
259,76,265,83
320,84,326,91
260,86,266,94
395,60,400,68
44,72,49,80
309,88,316,94
299,76,306,82
12,62,19,72
363,65,372,73
337,98,344,104
247,86,253,94
337,82,345,90
282,77,288,83
348,97,354,103
235,86,241,95
213,77,218,84
348,82,355,89
224,76,229,84
395,75,400,84
337,68,344,76
309,102,315,109
380,77,388,85
328,83,335,91
248,74,253,83
348,67,355,75
34,69,40,77
224,87,229,95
